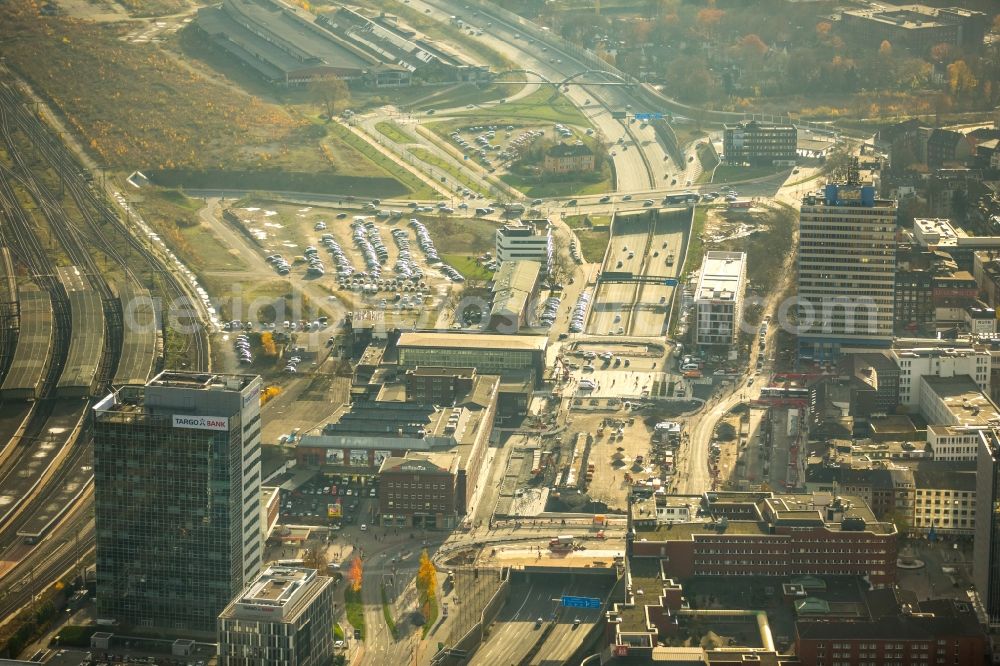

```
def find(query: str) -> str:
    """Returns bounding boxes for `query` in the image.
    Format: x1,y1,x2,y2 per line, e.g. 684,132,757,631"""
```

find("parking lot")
279,473,379,529
443,120,593,171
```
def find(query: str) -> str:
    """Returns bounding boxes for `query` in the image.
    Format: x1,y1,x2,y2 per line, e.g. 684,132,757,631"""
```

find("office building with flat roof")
93,371,264,632
891,345,991,408
797,183,897,361
218,566,334,665
723,120,797,166
631,492,898,587
488,260,541,333
840,5,987,53
495,222,551,263
377,452,460,528
694,251,746,347
396,331,547,384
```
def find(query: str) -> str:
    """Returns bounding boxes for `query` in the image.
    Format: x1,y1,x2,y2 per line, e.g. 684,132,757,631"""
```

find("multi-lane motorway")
402,0,682,194
588,208,688,338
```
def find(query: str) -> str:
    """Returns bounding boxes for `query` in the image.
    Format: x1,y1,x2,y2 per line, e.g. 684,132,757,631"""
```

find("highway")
468,578,566,666
403,0,681,193
530,577,610,666
588,208,688,338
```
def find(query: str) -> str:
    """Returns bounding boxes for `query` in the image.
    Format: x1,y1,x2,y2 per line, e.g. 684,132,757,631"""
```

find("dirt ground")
569,410,664,512
714,406,770,491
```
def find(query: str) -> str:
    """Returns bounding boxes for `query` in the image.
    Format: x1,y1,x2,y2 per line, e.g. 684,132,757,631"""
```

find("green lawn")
408,146,489,196
422,596,438,638
333,623,344,640
564,214,610,229
344,588,364,640
564,215,611,263
500,171,611,198
681,205,714,276
326,122,439,200
575,228,611,264
375,121,417,145
712,164,790,184
381,587,399,639
442,253,494,281
450,87,590,126
410,82,525,112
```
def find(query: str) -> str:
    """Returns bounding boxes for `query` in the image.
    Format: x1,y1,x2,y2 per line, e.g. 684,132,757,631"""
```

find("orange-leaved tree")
348,555,363,592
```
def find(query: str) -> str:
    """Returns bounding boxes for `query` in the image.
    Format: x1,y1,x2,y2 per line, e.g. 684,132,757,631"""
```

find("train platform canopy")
1,283,53,400
113,282,157,387
56,266,104,398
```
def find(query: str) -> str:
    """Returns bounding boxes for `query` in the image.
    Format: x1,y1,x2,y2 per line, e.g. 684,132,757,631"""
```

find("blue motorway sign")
633,112,664,121
562,595,602,609
663,278,679,287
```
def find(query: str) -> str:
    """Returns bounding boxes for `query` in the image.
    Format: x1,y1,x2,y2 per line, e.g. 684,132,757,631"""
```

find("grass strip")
381,586,399,639
408,146,489,197
375,121,417,145
344,587,365,640
327,122,439,200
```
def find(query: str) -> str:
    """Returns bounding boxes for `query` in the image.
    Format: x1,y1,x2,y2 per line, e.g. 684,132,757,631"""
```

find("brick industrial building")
377,452,460,528
543,142,596,173
796,598,986,666
630,492,898,587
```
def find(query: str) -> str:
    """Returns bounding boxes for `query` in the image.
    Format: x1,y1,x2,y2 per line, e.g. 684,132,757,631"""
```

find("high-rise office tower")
797,177,897,361
93,371,264,632
976,427,1000,626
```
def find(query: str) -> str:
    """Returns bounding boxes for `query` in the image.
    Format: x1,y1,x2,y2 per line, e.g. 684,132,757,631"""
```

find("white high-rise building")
797,182,897,360
694,251,747,347
891,346,991,407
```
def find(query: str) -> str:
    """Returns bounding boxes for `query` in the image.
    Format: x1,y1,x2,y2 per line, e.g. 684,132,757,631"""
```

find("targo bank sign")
172,414,230,431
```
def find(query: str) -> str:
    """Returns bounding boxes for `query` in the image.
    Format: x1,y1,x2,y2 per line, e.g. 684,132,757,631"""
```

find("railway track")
0,77,213,617
0,81,208,372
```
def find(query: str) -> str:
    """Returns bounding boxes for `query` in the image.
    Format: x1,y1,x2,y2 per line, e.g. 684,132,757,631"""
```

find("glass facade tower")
93,371,263,632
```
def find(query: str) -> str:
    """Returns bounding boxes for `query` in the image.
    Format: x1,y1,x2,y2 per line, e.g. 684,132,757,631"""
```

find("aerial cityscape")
0,0,999,664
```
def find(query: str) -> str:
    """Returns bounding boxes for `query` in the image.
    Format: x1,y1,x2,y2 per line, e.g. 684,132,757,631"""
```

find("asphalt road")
587,209,686,338
469,578,566,666
405,0,679,193
529,577,610,666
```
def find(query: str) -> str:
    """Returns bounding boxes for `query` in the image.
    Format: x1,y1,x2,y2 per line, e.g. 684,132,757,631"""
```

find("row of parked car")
391,228,424,280
570,290,592,333
538,296,561,328
320,234,356,277
303,246,325,278
265,253,291,276
352,218,385,280
408,218,441,264
234,333,253,366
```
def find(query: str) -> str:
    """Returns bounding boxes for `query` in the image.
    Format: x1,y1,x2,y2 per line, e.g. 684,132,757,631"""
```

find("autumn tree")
740,34,768,59
303,546,328,572
878,40,892,57
416,549,437,623
695,8,724,39
416,549,438,601
947,59,977,97
311,76,349,119
930,42,953,63
348,555,363,592
260,332,276,357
